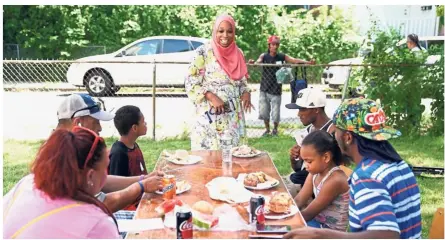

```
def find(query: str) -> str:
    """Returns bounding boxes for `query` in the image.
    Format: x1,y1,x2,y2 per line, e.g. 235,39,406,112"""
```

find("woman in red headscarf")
185,14,253,150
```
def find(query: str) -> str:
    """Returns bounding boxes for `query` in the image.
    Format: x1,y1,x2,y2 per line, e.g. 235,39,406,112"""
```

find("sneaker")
262,130,270,137
272,129,278,136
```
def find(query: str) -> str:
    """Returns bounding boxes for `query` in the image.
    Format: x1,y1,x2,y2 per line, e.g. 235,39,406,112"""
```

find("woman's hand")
205,92,225,115
141,175,163,193
147,170,164,178
241,91,254,113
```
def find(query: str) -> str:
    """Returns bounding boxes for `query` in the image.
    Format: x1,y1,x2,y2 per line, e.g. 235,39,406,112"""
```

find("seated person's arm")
102,175,163,213
285,227,399,239
294,173,314,209
300,173,348,221
102,182,142,213
102,175,140,193
103,171,163,194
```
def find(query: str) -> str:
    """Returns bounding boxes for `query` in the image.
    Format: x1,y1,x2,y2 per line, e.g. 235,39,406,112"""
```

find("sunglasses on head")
72,126,104,169
70,101,103,119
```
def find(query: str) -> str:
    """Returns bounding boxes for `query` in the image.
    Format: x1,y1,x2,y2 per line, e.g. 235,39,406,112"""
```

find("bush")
273,6,360,83
359,29,444,136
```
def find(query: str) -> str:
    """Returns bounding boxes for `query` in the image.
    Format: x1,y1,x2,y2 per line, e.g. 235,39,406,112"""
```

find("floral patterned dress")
185,43,251,150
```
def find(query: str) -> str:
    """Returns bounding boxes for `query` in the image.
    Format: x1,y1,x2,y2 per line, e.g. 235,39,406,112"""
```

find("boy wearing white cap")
283,88,336,197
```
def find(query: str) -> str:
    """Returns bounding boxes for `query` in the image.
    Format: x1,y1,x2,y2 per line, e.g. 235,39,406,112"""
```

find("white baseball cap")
285,88,326,109
57,94,115,121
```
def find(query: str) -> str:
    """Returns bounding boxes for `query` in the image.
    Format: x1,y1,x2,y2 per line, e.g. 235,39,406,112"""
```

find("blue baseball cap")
57,94,114,121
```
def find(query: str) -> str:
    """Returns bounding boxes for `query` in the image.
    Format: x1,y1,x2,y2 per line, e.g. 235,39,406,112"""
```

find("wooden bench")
429,207,444,239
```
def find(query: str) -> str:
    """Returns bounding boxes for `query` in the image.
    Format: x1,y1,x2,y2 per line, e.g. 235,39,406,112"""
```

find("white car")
321,36,444,90
67,36,208,96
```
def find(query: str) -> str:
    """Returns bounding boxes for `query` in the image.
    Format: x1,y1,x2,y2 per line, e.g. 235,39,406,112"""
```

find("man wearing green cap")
285,98,421,239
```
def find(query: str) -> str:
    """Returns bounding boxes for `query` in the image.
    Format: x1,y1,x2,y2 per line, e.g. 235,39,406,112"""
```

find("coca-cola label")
178,219,193,239
255,205,265,224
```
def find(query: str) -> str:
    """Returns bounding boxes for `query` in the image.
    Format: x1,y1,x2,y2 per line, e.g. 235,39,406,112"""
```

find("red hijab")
210,14,248,81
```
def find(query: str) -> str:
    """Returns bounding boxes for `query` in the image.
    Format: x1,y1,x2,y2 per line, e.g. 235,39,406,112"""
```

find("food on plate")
175,150,189,161
243,171,270,187
237,145,254,155
232,145,260,156
176,180,190,193
192,201,214,215
155,199,184,216
243,174,260,187
162,150,191,162
268,192,293,213
163,150,202,165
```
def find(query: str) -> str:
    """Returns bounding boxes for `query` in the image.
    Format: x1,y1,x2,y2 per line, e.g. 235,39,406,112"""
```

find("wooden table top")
126,150,306,239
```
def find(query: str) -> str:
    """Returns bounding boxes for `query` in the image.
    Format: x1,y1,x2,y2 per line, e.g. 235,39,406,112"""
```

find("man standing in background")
249,35,314,136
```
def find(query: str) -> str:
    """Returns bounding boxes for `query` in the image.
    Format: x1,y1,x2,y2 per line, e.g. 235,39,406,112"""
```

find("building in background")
337,5,442,37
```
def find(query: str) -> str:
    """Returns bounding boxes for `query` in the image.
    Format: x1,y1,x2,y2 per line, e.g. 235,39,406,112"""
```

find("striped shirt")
348,158,421,239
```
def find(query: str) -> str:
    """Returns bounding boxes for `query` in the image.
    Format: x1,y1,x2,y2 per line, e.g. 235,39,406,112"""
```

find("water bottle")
220,130,233,163
222,161,233,177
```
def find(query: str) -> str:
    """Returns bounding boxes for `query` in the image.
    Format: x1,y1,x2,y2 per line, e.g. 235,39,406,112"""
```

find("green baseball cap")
332,98,401,141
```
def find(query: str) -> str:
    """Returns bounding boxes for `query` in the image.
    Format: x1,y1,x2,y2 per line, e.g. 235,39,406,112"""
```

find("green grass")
3,135,443,238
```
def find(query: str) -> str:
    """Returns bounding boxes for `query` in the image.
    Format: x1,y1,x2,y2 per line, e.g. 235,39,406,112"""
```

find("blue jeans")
307,219,323,228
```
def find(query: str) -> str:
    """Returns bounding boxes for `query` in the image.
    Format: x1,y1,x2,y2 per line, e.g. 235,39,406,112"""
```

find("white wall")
337,5,439,37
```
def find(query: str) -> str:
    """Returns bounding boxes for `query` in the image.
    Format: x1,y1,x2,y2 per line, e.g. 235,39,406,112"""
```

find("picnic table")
126,150,306,239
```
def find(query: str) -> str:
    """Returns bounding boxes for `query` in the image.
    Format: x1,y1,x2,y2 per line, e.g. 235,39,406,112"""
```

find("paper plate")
166,155,202,165
232,146,262,158
246,203,299,220
205,177,254,204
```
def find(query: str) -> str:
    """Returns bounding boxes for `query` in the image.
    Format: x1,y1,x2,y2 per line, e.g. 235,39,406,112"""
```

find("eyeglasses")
70,101,103,119
72,126,104,169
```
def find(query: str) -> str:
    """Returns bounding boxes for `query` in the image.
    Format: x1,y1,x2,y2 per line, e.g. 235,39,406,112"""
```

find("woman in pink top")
3,126,119,238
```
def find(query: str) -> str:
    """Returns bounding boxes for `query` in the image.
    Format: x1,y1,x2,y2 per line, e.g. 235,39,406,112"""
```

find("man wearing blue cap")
56,94,163,236
56,93,115,134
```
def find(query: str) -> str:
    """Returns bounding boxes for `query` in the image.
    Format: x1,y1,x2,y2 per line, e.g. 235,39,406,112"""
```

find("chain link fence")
3,44,107,60
2,59,442,141
2,60,331,139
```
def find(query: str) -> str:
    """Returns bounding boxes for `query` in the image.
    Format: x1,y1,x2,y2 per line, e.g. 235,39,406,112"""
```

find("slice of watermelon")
155,199,184,216
192,211,219,229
